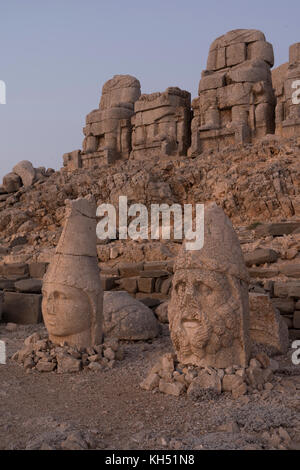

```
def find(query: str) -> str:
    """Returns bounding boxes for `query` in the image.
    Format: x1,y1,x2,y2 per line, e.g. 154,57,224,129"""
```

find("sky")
0,0,300,181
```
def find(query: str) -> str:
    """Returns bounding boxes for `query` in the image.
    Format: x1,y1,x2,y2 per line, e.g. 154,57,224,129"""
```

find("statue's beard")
170,297,241,360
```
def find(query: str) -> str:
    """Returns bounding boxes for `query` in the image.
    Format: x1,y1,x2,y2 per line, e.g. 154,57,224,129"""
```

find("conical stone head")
169,202,251,368
42,196,103,348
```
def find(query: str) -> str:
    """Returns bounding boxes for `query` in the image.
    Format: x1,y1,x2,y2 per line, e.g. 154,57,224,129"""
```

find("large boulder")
13,160,36,188
2,172,22,193
103,291,160,340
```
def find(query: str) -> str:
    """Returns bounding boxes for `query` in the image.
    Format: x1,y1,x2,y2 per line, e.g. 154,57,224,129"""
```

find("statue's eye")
194,281,213,296
52,291,67,300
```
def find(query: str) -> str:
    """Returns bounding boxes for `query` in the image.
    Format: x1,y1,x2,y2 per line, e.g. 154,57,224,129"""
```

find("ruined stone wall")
63,75,141,170
189,29,276,155
131,87,191,160
62,29,300,170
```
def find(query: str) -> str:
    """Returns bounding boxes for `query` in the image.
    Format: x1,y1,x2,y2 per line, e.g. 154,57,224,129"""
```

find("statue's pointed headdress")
175,202,249,283
43,196,103,344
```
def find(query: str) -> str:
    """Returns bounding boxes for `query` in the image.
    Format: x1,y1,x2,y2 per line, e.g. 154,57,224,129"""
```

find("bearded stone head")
168,203,250,369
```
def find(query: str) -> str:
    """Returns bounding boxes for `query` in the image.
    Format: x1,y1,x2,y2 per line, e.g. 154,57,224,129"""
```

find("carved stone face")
42,284,91,338
168,268,247,368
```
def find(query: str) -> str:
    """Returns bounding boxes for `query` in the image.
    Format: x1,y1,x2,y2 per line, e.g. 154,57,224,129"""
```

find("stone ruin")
63,75,141,169
274,43,300,138
189,29,275,154
131,87,191,160
62,29,300,170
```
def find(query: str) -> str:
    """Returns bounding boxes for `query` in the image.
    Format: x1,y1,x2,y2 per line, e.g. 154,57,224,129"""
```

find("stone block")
12,161,36,188
255,222,300,237
244,248,279,267
293,311,300,329
144,261,168,271
226,43,246,66
137,277,155,293
280,264,300,278
28,262,48,279
274,281,300,298
248,41,274,66
160,277,172,295
3,292,42,324
272,298,295,314
139,270,169,278
248,267,279,279
2,172,22,193
101,276,118,291
140,373,160,391
0,263,29,277
289,43,300,66
199,73,226,93
289,329,300,340
118,262,144,277
249,293,289,354
159,379,185,397
15,279,42,294
117,277,137,293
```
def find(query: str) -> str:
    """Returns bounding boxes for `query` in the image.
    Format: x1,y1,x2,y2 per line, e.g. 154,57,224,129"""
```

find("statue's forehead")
174,268,226,282
43,283,84,295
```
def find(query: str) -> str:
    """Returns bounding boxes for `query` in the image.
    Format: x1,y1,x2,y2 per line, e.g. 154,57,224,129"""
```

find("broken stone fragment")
13,160,36,188
159,379,185,397
187,370,222,397
57,354,82,374
249,293,289,354
140,373,160,391
103,291,159,340
2,172,22,193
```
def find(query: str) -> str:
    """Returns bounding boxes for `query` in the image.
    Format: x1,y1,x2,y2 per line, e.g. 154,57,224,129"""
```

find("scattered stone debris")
12,332,124,373
140,351,276,399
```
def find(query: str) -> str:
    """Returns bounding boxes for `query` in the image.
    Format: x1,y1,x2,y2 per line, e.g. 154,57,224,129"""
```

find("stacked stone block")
131,87,191,160
189,29,276,155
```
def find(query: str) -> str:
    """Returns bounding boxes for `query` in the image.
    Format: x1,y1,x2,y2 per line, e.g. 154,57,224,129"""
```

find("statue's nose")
183,284,194,300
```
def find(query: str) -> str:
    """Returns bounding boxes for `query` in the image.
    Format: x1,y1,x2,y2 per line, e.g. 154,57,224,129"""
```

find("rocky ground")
1,136,300,451
0,322,299,451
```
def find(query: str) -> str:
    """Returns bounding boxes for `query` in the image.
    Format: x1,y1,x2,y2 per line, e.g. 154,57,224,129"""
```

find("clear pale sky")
0,0,299,180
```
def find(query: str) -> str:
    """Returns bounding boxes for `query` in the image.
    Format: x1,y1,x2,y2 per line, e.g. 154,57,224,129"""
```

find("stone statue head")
42,197,103,348
168,203,250,368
